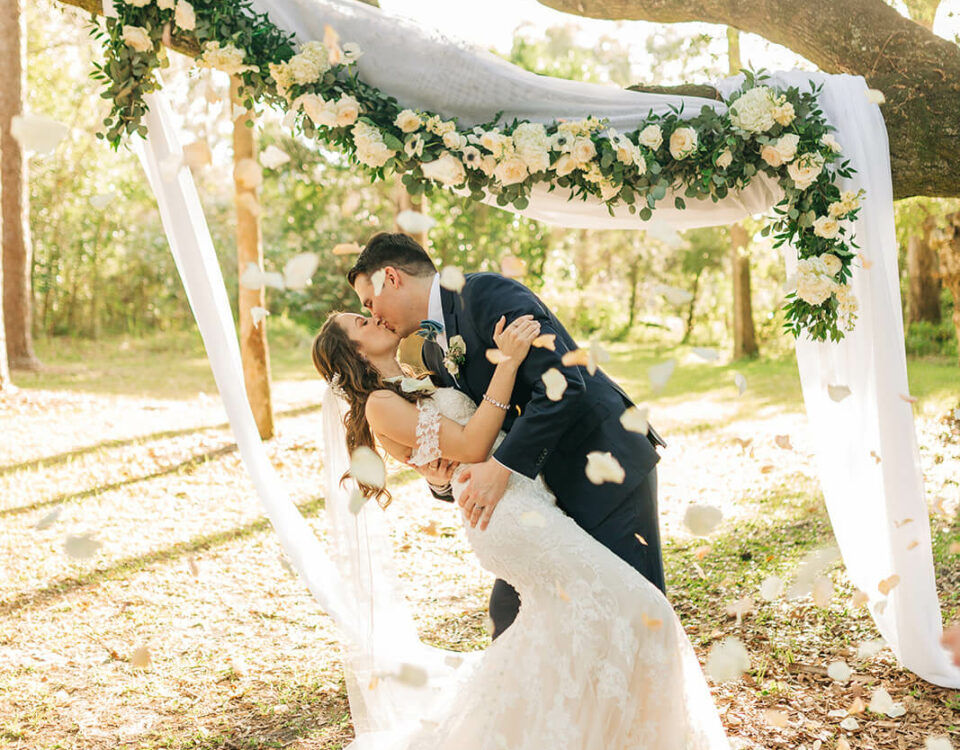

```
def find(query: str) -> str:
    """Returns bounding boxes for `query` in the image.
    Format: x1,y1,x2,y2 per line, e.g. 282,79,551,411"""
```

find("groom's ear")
382,266,403,289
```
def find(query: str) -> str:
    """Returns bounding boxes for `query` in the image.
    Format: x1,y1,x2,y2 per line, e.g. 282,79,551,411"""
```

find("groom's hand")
411,457,459,487
458,459,511,530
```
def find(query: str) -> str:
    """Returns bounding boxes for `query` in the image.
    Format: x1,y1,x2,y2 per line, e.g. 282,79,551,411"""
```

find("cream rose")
352,122,395,169
156,0,174,9
124,0,151,6
772,101,796,127
478,155,497,178
480,131,512,159
122,25,153,53
820,253,843,276
822,133,843,153
442,131,467,151
394,110,423,134
335,95,360,128
301,94,337,128
201,42,258,77
600,181,621,202
787,153,824,190
174,0,196,30
795,256,838,306
669,127,698,160
716,148,734,169
813,216,841,240
762,133,799,167
638,124,663,150
421,152,467,187
571,136,597,165
553,153,578,177
494,156,529,186
729,86,777,133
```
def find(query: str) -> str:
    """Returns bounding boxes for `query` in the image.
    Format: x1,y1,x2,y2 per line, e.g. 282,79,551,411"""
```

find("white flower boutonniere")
444,335,466,377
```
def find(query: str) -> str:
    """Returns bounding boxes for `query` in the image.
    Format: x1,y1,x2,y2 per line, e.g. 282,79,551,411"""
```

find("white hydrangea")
512,122,551,173
835,283,859,329
729,86,778,133
795,256,838,306
201,42,259,77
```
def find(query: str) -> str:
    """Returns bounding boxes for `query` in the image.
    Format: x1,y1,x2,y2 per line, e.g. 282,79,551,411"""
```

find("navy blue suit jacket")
421,272,666,530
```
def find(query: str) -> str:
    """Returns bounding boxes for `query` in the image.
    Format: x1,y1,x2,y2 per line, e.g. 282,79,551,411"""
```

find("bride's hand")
492,314,541,364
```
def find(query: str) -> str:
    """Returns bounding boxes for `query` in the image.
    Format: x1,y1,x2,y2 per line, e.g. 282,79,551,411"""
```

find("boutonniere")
386,375,437,394
444,335,466,376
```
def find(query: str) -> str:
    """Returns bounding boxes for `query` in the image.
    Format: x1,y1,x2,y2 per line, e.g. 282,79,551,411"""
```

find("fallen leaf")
857,639,885,659
848,696,866,714
694,545,711,560
635,533,649,546
130,646,152,669
839,717,859,730
420,520,440,537
828,661,853,682
837,737,852,750
774,434,792,450
760,464,775,474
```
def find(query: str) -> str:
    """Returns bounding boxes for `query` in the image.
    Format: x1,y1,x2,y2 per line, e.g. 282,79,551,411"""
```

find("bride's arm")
366,315,540,465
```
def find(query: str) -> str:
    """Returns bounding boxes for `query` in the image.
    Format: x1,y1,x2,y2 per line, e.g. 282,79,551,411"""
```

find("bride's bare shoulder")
364,389,412,425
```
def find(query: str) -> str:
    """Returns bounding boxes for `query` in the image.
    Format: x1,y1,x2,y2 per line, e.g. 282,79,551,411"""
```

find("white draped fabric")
122,4,959,736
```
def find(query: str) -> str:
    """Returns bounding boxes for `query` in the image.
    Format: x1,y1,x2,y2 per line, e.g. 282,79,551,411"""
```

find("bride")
311,309,730,750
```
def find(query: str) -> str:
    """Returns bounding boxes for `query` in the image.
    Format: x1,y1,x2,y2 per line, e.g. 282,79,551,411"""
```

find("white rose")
394,109,423,134
638,124,663,150
477,155,497,177
201,42,258,77
729,86,777,133
635,152,647,175
772,101,796,127
828,201,847,219
421,152,467,186
571,136,597,165
600,181,621,202
840,189,860,213
761,144,785,167
301,94,338,128
716,148,734,169
442,131,467,151
820,253,843,276
787,153,824,190
352,122,395,169
553,153,578,177
174,0,196,31
813,216,841,239
156,0,174,9
795,257,838,306
480,131,512,159
335,95,360,127
761,133,799,167
822,133,843,153
669,127,698,160
494,156,529,186
122,25,153,53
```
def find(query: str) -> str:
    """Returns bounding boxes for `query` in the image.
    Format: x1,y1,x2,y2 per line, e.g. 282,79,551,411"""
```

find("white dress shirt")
427,273,448,353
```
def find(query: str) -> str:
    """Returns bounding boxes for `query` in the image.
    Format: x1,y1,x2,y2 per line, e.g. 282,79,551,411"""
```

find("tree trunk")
0,0,40,370
543,0,960,200
939,212,960,366
680,269,701,344
906,214,941,325
729,223,759,359
0,145,10,390
232,77,274,440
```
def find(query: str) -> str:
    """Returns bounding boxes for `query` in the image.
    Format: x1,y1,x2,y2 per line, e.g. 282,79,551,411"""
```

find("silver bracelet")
482,393,510,411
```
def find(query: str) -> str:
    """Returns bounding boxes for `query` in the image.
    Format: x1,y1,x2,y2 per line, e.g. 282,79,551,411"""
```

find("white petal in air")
10,112,70,155
656,283,694,305
396,210,436,234
827,660,853,682
532,334,556,351
236,192,262,218
332,242,362,256
34,505,63,530
234,158,263,190
541,368,567,401
620,405,649,435
733,371,748,396
182,140,212,169
648,359,676,392
348,488,369,515
588,340,610,376
250,307,270,328
692,347,719,362
64,532,102,559
159,155,183,183
857,638,886,659
439,266,466,293
865,88,886,105
260,144,291,169
500,255,527,278
683,504,723,536
89,192,118,210
706,636,750,683
240,262,284,291
371,268,386,296
350,446,385,489
485,349,511,365
925,737,954,750
868,687,906,718
283,253,320,290
759,575,783,601
585,451,625,485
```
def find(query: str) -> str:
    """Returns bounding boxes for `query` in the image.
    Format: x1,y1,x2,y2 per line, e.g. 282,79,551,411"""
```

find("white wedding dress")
397,387,731,750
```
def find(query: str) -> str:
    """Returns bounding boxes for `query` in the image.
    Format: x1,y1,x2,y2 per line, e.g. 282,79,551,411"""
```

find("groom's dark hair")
347,232,437,287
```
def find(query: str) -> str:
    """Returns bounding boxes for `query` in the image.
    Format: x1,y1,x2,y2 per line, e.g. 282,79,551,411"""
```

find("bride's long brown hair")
311,311,433,508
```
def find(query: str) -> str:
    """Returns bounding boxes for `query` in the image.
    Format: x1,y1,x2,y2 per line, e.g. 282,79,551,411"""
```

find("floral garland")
92,0,863,342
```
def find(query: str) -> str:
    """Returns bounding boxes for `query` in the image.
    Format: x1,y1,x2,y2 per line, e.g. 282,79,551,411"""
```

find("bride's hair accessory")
328,372,348,399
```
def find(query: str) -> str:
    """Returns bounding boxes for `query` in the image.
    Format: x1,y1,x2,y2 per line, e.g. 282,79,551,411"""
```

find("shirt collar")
427,273,445,332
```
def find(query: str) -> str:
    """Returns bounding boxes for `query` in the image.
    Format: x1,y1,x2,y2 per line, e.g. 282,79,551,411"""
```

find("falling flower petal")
620,405,649,435
519,511,546,528
635,533,649,546
500,255,527,278
828,661,853,682
260,144,291,169
683,504,723,536
240,262,284,291
899,393,918,404
350,446,385,489
857,639,885,659
183,139,212,169
878,574,900,596
906,539,919,550
130,646,152,668
648,359,676,392
395,663,428,687
868,687,905,718
706,636,750,683
396,210,435,234
561,349,589,368
840,717,859,731
542,368,567,401
641,612,663,630
585,451,625,485
857,252,873,270
232,104,249,121
894,518,913,528
64,532,101,559
236,191,262,217
10,112,70,154
371,268,386,296
587,340,609,375
348,488,369,515
485,349,511,365
34,506,62,530
250,307,270,328
234,158,262,190
759,575,784,602
440,266,466,293
733,371,747,396
764,710,789,728
332,242,362,256
774,434,792,450
283,253,320,290
725,596,754,622
828,384,852,402
656,283,694,305
532,334,556,351
812,575,834,606
865,88,886,104
870,450,882,464
694,544,712,560
851,589,869,608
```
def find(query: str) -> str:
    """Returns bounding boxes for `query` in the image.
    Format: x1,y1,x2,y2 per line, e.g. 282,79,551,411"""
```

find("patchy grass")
1,330,958,749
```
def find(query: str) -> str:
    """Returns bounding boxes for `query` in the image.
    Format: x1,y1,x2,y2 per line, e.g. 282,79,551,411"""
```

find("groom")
348,232,667,637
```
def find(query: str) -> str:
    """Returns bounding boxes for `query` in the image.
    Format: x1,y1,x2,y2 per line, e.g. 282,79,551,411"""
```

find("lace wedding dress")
399,387,730,750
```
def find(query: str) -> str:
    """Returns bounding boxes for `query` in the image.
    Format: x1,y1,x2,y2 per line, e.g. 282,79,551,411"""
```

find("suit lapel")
439,286,478,401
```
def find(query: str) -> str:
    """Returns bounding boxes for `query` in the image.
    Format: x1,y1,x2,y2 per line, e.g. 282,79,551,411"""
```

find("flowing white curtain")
123,0,958,716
